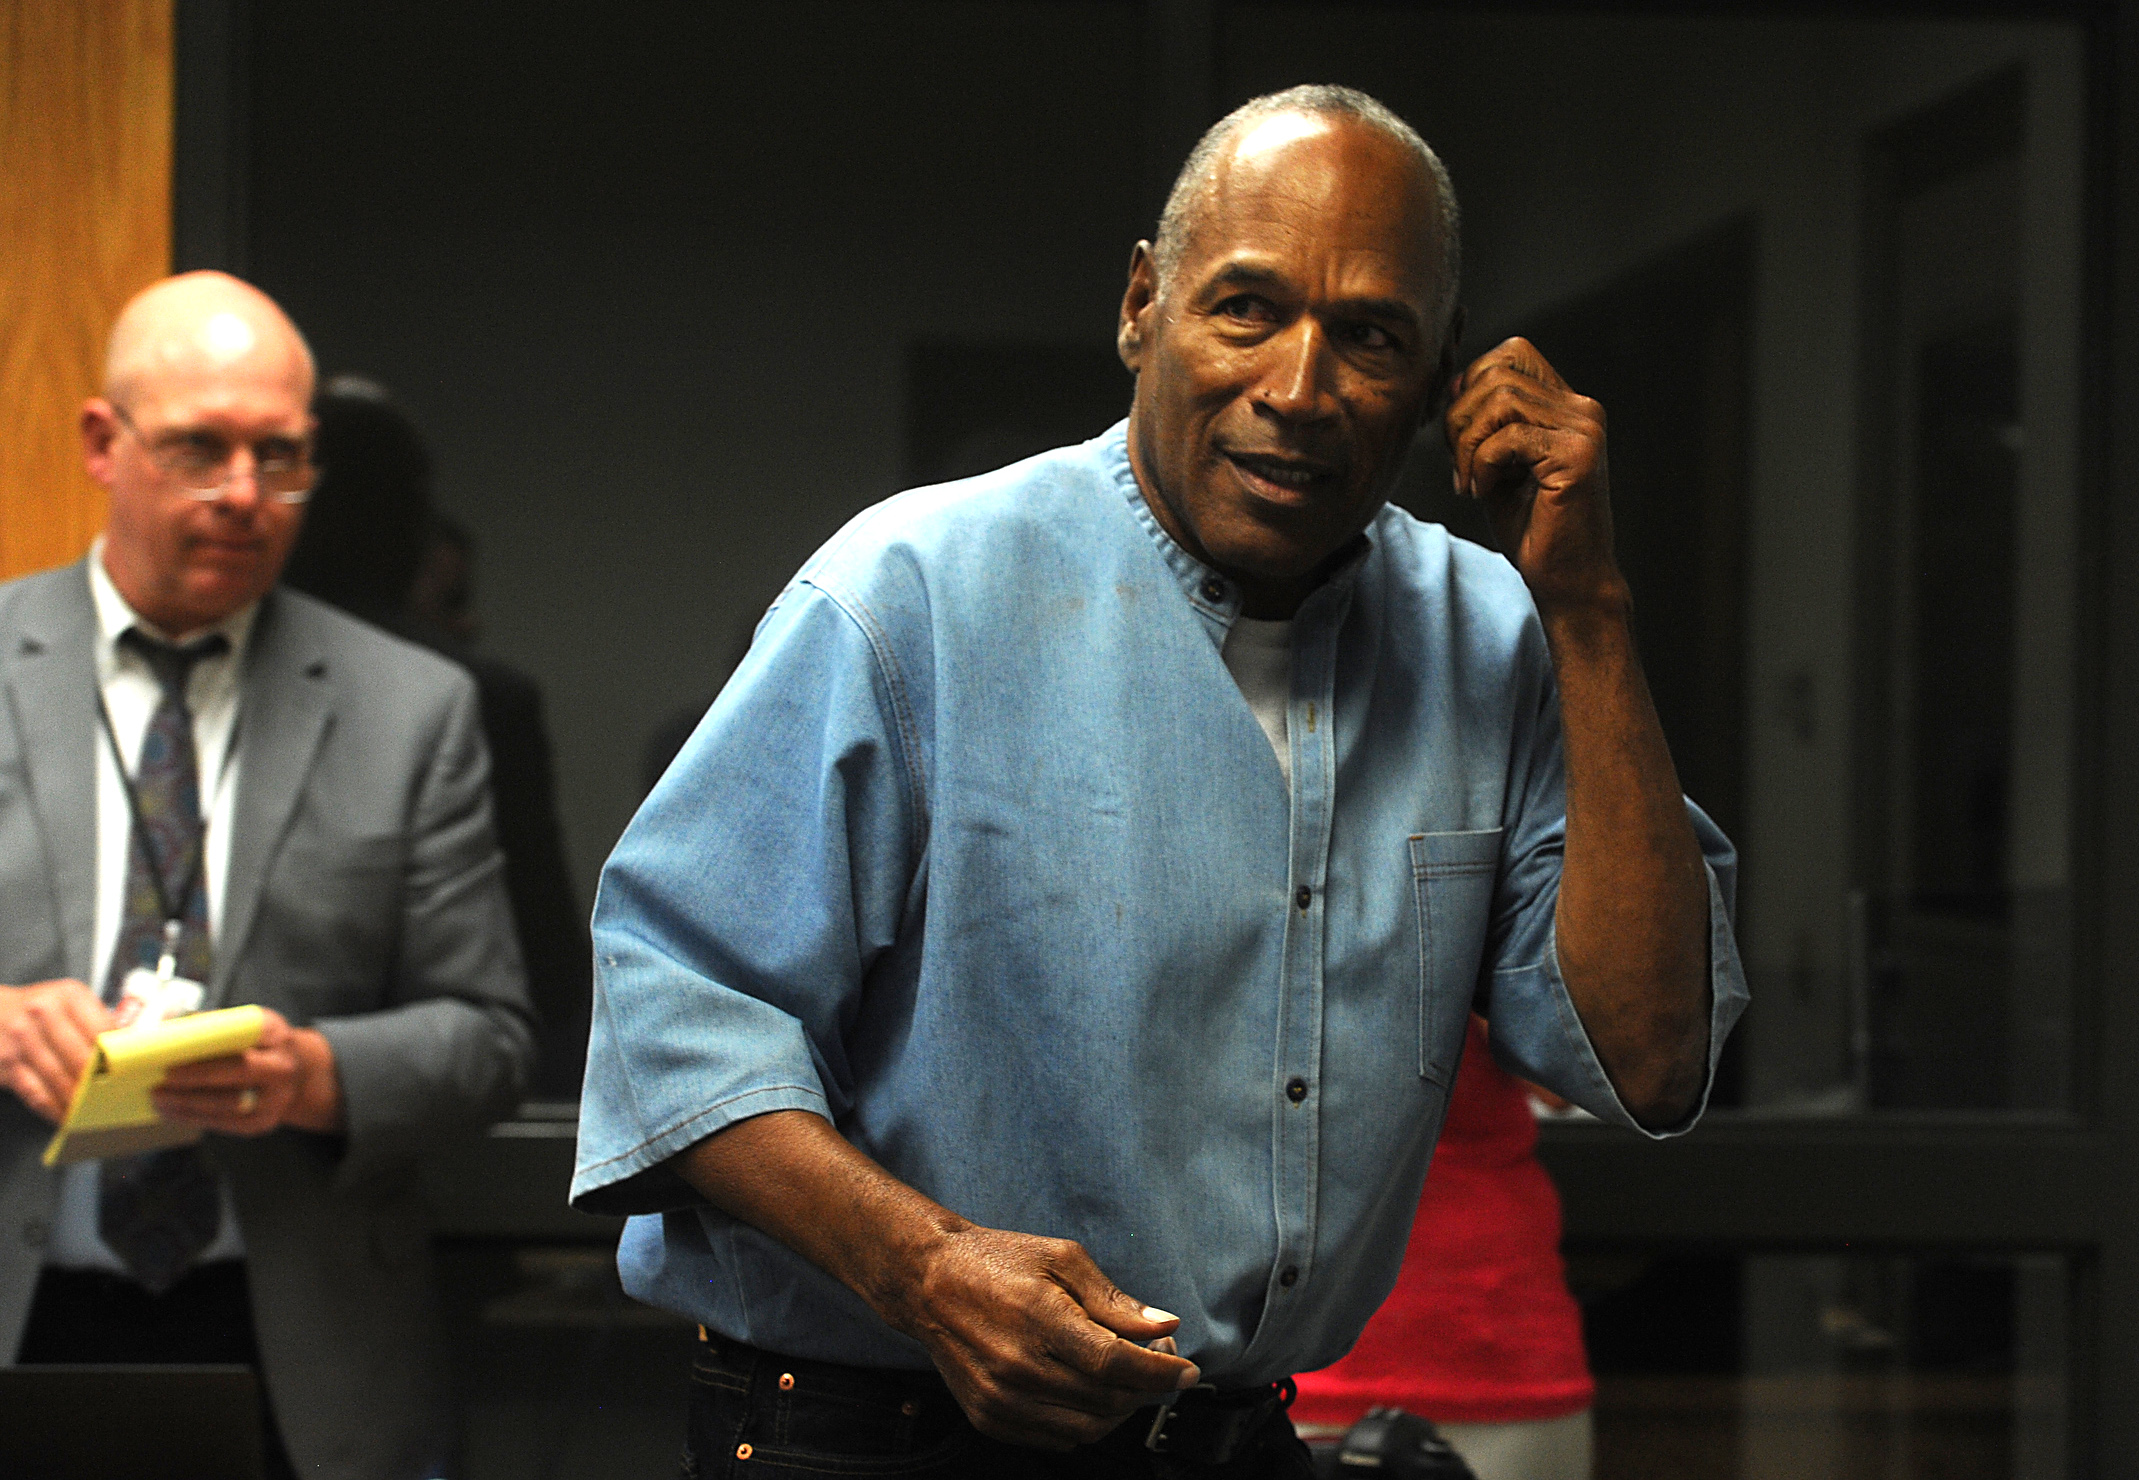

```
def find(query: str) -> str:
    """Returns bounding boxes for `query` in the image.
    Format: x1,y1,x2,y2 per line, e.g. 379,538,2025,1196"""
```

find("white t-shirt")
1221,615,1293,787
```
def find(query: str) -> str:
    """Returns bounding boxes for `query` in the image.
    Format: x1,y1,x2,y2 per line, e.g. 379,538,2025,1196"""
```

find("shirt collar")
87,537,259,681
1100,420,1377,631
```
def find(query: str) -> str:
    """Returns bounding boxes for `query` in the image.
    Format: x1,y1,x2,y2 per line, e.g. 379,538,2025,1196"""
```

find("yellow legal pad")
41,1005,266,1166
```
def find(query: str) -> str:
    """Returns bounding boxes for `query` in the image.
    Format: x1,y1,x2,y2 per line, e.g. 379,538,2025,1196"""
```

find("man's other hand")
894,1224,1197,1450
1445,336,1624,619
677,1108,1200,1452
0,980,112,1123
153,1007,345,1136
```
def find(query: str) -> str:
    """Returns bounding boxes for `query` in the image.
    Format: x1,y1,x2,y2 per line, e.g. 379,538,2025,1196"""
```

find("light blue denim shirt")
573,421,1747,1384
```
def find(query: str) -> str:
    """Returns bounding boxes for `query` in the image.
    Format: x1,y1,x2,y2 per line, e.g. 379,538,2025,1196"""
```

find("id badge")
114,968,206,1029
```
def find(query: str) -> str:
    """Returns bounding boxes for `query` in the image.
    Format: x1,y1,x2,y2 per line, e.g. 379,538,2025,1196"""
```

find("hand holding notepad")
42,1005,268,1166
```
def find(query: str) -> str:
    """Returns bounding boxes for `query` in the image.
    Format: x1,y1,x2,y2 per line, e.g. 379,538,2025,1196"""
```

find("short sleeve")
570,582,923,1214
1471,645,1750,1137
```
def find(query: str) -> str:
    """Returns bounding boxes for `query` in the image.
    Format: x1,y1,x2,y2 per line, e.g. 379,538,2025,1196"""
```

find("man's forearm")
1541,599,1712,1126
667,1103,1197,1454
674,1108,965,1329
668,1107,1197,1450
1443,336,1712,1124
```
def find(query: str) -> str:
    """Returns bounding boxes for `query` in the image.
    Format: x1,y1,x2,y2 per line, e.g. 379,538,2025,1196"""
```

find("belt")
694,1325,1295,1469
1142,1376,1298,1466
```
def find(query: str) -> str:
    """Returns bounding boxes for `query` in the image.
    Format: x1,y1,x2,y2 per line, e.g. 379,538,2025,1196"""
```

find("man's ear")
80,398,121,488
1118,241,1159,374
1422,305,1467,424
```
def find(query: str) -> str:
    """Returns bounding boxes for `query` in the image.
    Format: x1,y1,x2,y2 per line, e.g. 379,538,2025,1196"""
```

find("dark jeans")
18,1262,299,1480
680,1329,1316,1479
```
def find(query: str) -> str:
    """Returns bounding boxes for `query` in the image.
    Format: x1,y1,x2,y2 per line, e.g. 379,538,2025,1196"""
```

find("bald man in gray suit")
0,273,535,1479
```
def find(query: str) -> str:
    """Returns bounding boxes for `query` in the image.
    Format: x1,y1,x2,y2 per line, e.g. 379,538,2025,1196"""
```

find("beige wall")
0,0,172,582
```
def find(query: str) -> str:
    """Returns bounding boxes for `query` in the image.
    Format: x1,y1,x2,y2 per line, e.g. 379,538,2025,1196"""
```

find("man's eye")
1216,295,1274,322
255,440,305,472
1348,323,1397,351
168,434,229,472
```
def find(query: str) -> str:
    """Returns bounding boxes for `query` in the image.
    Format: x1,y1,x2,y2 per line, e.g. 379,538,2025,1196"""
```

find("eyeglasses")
108,403,318,504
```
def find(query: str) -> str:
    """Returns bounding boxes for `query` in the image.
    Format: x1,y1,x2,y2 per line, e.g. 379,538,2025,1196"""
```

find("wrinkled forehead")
1193,114,1443,288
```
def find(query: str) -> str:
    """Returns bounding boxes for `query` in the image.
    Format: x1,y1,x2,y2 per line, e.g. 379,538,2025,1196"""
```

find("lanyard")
96,688,208,978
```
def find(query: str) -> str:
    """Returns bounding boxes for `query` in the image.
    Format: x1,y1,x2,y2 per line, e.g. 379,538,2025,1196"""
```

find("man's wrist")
1536,583,1636,658
865,1198,973,1336
284,1026,345,1133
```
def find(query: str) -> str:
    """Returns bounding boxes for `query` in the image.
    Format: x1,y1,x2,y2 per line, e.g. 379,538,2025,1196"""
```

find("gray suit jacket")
0,561,538,1479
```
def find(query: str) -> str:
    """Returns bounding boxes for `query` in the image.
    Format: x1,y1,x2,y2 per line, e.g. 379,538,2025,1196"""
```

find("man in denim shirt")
574,85,1747,1478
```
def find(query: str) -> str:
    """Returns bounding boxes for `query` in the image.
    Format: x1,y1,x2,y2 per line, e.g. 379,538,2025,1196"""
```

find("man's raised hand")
892,1223,1197,1450
1449,339,1714,1127
1444,337,1626,619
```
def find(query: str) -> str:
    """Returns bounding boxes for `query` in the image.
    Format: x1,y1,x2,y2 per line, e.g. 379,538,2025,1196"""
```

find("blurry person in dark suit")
408,512,480,646
280,376,591,1097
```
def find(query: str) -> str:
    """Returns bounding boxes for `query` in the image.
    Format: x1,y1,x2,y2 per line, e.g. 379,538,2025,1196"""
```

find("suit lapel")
1,565,99,982
212,590,332,1006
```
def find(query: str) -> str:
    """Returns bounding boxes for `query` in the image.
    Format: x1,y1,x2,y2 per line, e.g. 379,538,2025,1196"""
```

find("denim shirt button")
1285,1077,1308,1104
1294,884,1312,910
1201,576,1225,602
1279,1266,1299,1288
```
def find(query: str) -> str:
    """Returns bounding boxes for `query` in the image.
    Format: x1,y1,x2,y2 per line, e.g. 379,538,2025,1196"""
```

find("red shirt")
1291,1018,1594,1426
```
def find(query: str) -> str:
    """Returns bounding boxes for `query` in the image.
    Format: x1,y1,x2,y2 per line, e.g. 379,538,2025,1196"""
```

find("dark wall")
236,3,2080,964
242,2,1146,897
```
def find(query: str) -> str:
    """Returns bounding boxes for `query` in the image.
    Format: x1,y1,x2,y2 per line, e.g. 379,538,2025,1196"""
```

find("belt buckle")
1144,1383,1218,1453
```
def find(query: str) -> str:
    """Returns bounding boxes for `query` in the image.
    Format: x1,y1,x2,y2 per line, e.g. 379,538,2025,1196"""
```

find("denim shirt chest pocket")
1408,827,1503,1083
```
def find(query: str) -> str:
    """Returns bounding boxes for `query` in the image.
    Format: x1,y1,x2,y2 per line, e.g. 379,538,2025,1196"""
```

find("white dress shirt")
45,544,254,1272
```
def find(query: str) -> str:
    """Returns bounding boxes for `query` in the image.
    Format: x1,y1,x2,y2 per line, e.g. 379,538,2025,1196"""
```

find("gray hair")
1153,85,1461,344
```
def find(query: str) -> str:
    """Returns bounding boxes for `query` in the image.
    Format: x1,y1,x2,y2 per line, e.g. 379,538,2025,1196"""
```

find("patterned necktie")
98,628,230,1294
